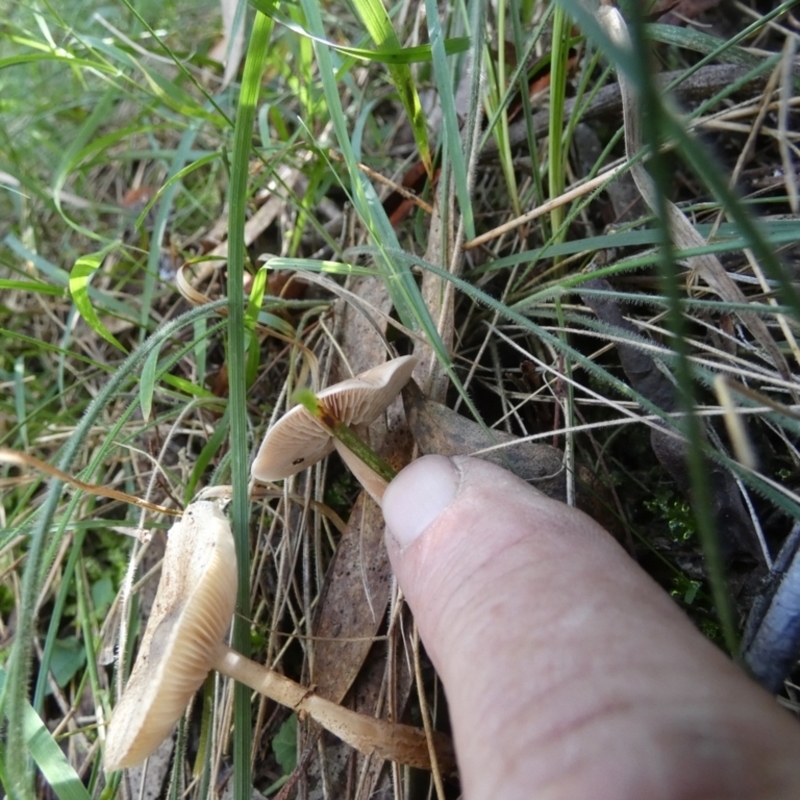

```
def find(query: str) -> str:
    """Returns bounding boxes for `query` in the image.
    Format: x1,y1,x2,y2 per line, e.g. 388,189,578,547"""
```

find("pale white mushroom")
251,355,417,502
104,501,235,770
104,498,451,773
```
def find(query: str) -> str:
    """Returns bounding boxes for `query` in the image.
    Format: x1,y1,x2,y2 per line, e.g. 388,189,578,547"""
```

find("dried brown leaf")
311,496,393,703
403,381,567,500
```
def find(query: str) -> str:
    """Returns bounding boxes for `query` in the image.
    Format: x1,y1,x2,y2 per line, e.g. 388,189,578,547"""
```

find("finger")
382,455,800,800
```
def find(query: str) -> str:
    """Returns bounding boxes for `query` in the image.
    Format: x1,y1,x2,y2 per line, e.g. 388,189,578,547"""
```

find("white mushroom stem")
333,439,390,503
212,644,452,771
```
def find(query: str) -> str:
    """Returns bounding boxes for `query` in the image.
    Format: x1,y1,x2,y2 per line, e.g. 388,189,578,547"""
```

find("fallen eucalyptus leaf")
403,381,567,500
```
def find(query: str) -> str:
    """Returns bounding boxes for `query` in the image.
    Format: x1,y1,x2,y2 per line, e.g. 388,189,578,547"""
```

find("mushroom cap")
251,355,417,482
104,501,237,771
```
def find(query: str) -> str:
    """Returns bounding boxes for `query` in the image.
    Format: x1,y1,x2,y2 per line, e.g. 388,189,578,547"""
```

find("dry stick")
328,149,435,215
464,162,629,250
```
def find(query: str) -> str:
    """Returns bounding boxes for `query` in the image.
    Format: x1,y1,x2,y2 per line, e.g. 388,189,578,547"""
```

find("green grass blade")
226,9,277,799
0,52,118,73
0,279,62,295
350,0,431,173
245,266,268,330
548,5,570,241
647,23,761,68
13,357,28,450
139,348,159,423
0,668,91,800
69,250,126,353
424,0,475,240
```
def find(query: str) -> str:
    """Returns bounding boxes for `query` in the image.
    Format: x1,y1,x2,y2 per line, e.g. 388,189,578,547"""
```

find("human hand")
381,455,800,800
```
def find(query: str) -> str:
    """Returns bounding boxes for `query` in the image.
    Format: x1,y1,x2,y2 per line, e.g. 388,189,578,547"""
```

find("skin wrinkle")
451,603,731,792
476,696,660,800
464,645,799,800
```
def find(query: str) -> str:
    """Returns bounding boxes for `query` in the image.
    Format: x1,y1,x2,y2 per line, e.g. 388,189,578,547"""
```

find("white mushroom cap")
251,355,417,482
104,501,237,771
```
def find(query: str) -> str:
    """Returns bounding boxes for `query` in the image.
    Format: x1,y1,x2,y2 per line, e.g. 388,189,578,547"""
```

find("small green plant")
646,490,696,543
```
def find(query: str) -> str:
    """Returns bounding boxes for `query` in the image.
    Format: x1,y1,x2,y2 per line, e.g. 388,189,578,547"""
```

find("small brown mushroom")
104,499,451,773
251,355,417,502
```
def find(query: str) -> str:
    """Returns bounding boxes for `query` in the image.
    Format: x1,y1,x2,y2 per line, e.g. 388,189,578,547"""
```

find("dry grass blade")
0,449,181,517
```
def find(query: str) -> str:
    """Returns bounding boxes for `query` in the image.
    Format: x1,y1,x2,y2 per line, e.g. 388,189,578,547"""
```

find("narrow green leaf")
139,347,160,423
161,373,217,399
227,9,277,800
548,5,571,238
13,357,28,449
0,279,63,295
245,267,268,330
0,52,118,73
0,667,92,800
250,2,469,64
186,406,230,502
69,252,126,352
424,0,475,239
246,330,261,388
647,23,761,68
350,0,431,172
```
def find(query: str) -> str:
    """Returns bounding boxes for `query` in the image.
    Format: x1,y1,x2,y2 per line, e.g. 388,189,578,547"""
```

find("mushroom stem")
212,644,453,772
333,439,390,503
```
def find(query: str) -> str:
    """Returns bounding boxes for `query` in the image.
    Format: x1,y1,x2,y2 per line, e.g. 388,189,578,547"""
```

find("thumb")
381,455,800,800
